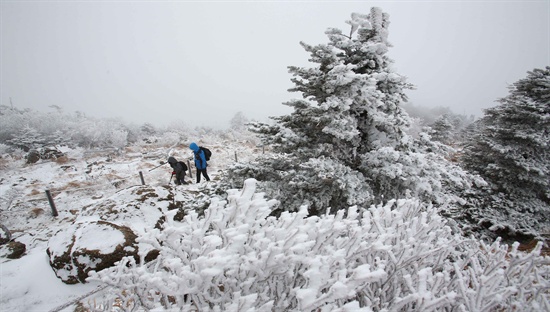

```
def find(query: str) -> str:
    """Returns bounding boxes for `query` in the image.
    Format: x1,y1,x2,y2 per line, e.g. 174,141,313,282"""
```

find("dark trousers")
175,171,186,185
196,168,210,183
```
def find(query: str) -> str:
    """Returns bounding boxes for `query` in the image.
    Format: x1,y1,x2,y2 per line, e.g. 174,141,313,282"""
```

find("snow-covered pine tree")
429,114,456,145
229,8,415,214
229,111,249,133
285,9,413,156
461,66,550,237
228,8,476,215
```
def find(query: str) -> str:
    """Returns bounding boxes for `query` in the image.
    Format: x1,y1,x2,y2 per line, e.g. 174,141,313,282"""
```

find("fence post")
45,190,58,217
187,160,193,178
139,171,145,185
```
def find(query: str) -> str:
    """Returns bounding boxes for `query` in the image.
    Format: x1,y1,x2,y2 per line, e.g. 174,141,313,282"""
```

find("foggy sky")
1,1,548,129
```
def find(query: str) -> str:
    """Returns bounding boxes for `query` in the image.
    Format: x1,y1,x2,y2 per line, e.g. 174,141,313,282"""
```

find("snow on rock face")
46,221,138,284
79,185,184,229
44,184,184,285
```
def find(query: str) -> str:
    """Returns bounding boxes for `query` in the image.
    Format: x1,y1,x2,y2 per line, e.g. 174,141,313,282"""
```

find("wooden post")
0,224,11,242
139,171,145,185
187,160,193,178
45,190,58,217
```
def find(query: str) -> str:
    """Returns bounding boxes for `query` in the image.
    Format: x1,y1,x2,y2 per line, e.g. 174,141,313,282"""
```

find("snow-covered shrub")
157,131,184,147
6,125,47,152
0,106,135,150
0,106,76,148
363,142,487,210
89,179,549,311
108,129,128,149
229,154,373,215
165,120,192,135
68,118,130,149
0,143,11,155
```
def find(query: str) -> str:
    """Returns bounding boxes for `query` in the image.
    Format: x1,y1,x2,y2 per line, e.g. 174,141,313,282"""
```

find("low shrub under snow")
89,179,549,311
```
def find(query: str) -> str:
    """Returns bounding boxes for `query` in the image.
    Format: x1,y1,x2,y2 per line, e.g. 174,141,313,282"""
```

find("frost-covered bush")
0,106,54,144
228,154,373,215
89,179,549,311
0,106,134,149
108,129,128,149
68,117,131,149
0,143,14,155
156,131,185,147
6,125,49,152
165,120,192,135
0,107,178,151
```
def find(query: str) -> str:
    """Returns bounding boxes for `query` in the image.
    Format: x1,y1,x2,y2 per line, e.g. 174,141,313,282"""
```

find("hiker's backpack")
177,161,188,171
200,146,212,161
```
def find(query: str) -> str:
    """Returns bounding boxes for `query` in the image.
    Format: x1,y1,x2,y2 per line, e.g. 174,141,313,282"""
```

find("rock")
41,146,65,160
6,241,26,259
144,249,160,263
26,150,40,164
28,208,45,219
26,147,66,163
46,221,139,284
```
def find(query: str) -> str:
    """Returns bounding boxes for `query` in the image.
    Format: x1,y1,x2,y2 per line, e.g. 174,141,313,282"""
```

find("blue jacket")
190,142,207,170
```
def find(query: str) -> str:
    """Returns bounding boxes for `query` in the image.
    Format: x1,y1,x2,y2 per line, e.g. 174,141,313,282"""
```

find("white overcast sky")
1,0,548,129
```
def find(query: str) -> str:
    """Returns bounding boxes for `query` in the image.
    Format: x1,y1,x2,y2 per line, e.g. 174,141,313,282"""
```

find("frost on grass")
89,179,550,311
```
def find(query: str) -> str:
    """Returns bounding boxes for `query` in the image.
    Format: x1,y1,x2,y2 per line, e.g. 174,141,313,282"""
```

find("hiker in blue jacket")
189,142,210,183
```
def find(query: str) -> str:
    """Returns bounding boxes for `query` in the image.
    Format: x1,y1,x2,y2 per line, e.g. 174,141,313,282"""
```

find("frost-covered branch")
88,179,550,311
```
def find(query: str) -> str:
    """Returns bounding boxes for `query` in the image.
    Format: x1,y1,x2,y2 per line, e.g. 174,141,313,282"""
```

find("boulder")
46,221,138,284
6,241,26,259
26,150,40,164
41,146,65,160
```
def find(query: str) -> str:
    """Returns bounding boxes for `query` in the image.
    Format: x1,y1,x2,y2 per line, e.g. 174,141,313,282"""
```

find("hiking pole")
169,172,174,184
149,161,166,172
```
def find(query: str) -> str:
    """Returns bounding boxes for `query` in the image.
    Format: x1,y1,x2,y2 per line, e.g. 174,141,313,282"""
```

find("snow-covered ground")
0,141,257,311
1,140,548,311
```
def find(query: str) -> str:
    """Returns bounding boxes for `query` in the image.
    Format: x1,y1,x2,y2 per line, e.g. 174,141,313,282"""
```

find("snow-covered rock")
26,149,40,164
5,241,26,259
46,221,139,284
